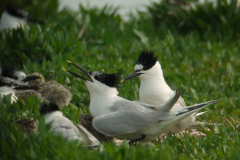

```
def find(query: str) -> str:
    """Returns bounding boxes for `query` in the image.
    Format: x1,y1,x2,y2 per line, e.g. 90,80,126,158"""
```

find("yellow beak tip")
66,60,72,63
120,79,124,83
62,68,67,71
38,87,43,90
40,76,44,79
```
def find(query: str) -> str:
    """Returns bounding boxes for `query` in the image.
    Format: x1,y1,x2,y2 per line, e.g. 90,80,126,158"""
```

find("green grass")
0,0,240,159
147,0,240,40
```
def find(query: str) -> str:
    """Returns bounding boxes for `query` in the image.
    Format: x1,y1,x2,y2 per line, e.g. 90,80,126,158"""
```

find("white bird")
39,102,100,146
0,3,46,30
63,61,219,143
0,76,41,103
1,65,44,86
0,65,43,103
122,50,217,133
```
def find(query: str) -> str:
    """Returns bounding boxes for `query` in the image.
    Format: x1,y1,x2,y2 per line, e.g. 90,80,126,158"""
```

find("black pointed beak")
22,75,44,82
121,71,142,82
64,60,93,82
27,16,46,25
14,85,42,90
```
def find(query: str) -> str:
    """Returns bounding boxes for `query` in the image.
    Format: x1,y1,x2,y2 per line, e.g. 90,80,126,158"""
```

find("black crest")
136,50,158,70
1,65,18,80
6,3,28,18
90,71,120,88
39,102,60,115
6,3,46,25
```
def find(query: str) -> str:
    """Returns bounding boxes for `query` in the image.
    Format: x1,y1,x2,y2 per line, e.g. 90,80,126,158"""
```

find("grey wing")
75,124,100,145
136,89,181,112
92,101,178,137
134,101,156,110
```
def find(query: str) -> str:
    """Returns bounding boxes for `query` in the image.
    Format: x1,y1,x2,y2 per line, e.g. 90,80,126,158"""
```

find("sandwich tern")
122,50,219,133
0,3,46,30
63,61,219,142
0,65,43,103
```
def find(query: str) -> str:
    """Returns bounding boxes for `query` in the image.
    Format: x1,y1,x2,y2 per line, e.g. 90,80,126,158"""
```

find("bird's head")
63,61,120,95
122,50,159,82
1,66,43,85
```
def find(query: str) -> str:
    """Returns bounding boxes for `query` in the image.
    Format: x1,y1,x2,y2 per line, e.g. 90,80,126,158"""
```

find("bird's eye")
136,70,141,73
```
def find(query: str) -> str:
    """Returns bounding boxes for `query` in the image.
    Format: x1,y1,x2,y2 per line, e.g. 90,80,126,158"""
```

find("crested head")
39,102,60,115
1,65,18,79
1,65,26,81
89,71,120,88
136,50,158,71
6,3,28,19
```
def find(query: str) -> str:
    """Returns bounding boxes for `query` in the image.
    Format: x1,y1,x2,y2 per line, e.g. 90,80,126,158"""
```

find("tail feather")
194,110,211,117
187,121,222,129
160,99,221,132
178,99,221,116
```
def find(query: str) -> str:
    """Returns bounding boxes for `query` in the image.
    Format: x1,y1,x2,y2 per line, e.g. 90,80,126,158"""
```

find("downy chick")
27,72,72,109
79,114,113,142
13,118,38,136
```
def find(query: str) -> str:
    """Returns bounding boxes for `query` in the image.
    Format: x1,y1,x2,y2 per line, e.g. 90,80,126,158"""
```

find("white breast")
0,11,26,30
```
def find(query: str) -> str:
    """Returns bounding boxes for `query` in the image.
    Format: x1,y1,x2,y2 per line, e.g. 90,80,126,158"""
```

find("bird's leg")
128,135,146,145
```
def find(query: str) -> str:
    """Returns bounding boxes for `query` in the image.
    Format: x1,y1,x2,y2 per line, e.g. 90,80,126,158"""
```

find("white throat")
138,61,174,105
85,81,119,118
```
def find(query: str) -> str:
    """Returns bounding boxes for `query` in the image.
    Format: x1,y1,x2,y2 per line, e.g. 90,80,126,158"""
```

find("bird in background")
121,50,218,134
12,118,38,136
19,72,72,109
15,72,48,105
1,65,43,86
0,3,46,30
63,61,219,143
15,89,48,105
0,65,43,103
39,102,100,146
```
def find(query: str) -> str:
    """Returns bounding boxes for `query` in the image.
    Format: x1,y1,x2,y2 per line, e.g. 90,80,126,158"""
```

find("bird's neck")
139,63,174,105
89,90,119,118
44,111,63,124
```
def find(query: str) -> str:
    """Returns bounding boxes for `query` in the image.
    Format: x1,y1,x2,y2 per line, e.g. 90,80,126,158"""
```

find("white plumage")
40,102,100,145
64,61,219,142
123,50,217,133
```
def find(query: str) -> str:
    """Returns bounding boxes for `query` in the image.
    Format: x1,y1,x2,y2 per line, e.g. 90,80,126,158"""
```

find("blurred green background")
0,0,240,159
